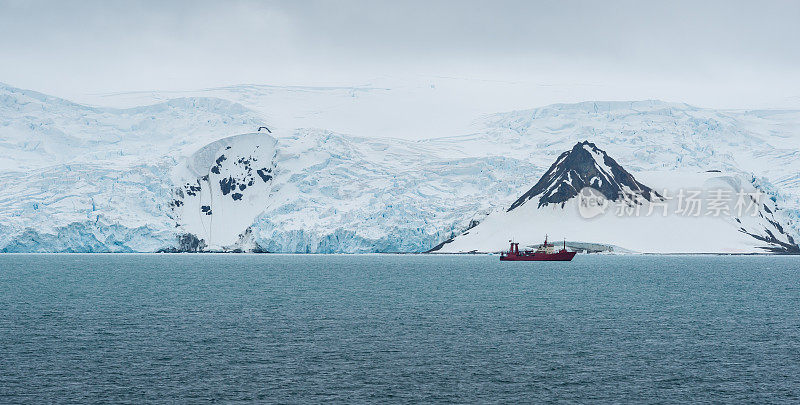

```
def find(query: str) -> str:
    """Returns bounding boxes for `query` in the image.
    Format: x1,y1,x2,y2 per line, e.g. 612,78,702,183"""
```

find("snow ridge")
437,143,798,254
1,83,800,253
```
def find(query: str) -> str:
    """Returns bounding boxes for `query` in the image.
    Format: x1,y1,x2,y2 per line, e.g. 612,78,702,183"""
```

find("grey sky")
1,0,799,108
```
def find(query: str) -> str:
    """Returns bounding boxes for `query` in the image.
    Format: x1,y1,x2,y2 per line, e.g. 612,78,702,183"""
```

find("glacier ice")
1,83,799,253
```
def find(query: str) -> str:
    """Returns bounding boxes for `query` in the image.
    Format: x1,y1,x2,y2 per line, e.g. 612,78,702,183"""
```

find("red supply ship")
500,235,576,261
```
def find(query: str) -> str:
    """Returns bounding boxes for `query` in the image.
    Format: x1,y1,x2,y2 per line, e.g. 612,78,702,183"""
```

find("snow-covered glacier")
1,82,799,253
168,129,541,253
435,142,797,254
0,82,263,252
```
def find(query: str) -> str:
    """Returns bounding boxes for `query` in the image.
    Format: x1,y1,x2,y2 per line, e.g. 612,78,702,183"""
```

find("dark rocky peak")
508,141,659,210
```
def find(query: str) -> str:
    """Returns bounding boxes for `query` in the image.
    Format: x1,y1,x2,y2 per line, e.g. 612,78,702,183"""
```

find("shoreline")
1,251,799,256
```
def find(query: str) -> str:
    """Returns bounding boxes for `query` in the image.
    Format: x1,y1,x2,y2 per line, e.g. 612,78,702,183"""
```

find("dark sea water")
1,254,799,404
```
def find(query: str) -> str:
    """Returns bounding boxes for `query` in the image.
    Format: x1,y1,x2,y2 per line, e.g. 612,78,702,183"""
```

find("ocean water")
1,254,799,403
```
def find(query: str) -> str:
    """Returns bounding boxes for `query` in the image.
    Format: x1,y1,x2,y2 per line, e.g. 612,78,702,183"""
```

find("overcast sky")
1,0,799,108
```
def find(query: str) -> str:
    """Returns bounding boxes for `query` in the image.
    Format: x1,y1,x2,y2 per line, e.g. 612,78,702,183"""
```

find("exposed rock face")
437,141,799,254
170,133,278,250
157,233,207,253
509,141,659,210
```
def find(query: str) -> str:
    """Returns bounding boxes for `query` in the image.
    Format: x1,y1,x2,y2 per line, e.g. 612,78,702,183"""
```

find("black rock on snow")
509,141,659,210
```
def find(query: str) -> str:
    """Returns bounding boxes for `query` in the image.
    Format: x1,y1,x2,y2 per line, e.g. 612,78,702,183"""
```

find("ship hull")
500,251,576,261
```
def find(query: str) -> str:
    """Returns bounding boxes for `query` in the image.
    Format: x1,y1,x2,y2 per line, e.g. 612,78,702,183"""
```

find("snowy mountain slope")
170,133,278,249
508,141,659,210
77,82,463,140
427,100,800,238
1,83,800,253
0,82,268,252
436,142,798,254
635,171,798,252
0,82,263,170
166,129,541,253
0,80,543,252
75,77,580,141
447,101,800,177
80,85,800,219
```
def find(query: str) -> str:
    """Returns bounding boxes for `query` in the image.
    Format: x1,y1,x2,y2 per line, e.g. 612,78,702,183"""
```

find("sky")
1,0,799,110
